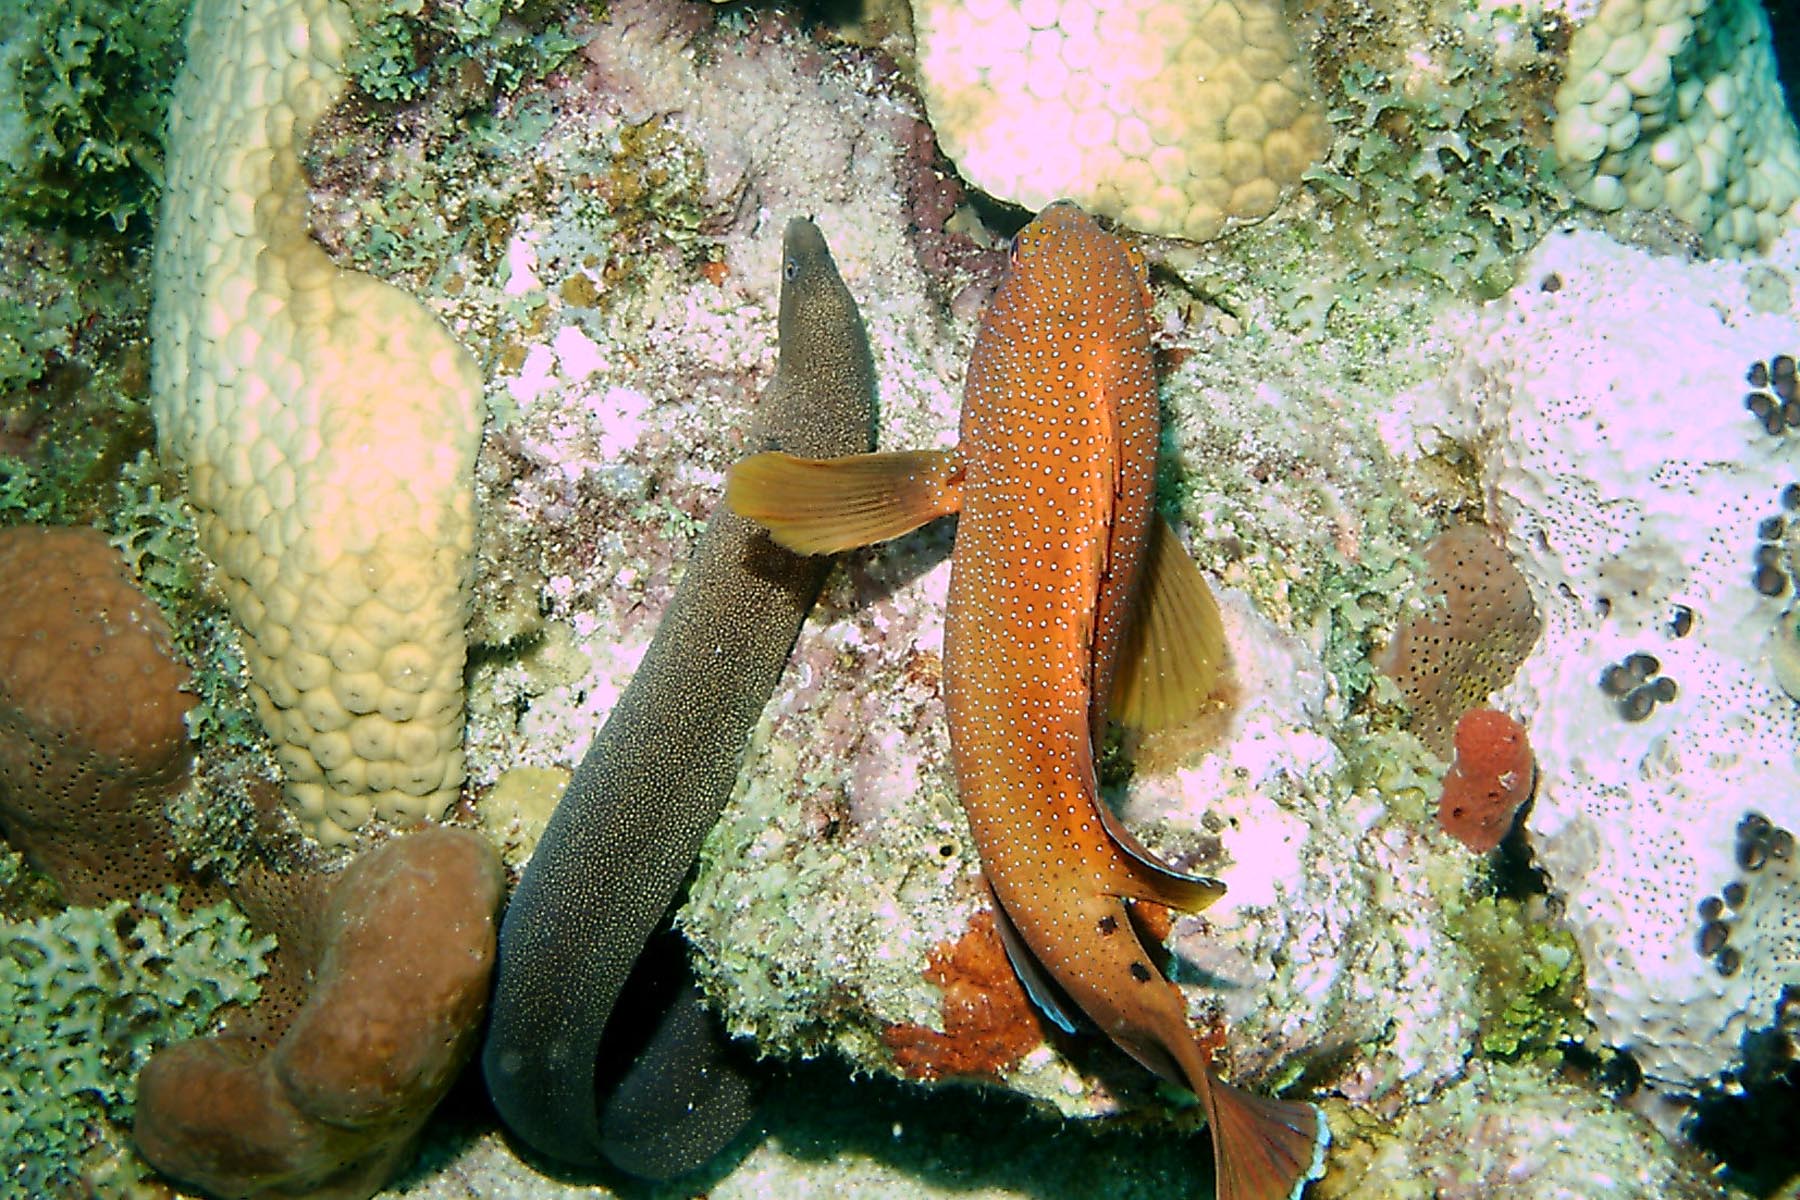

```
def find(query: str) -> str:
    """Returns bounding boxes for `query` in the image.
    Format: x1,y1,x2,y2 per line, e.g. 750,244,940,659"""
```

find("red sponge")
1438,707,1535,853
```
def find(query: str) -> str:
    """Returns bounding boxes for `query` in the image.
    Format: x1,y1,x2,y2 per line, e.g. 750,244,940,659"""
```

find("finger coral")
0,524,195,905
134,826,503,1200
1436,707,1533,854
1552,0,1800,254
150,0,484,846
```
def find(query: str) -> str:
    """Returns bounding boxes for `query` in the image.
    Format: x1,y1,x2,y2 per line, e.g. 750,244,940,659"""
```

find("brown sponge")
1377,524,1542,757
134,827,503,1200
0,524,194,904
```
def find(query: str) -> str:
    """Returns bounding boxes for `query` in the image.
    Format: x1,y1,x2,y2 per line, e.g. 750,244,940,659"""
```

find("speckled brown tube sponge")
133,826,503,1200
0,524,195,905
1376,524,1541,756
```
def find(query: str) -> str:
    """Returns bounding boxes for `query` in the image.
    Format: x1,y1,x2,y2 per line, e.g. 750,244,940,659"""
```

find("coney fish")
728,201,1327,1200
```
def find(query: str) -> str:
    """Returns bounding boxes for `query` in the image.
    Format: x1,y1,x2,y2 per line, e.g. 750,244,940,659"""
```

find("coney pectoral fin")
725,449,961,555
1097,795,1227,913
1111,516,1228,732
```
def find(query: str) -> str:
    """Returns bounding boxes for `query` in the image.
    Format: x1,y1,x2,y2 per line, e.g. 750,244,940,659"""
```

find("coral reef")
1553,0,1800,254
1435,708,1534,855
1319,1060,1729,1200
16,0,1800,1189
1457,227,1800,1127
151,0,484,846
135,826,503,1200
911,0,1329,240
0,524,195,904
0,532,497,1200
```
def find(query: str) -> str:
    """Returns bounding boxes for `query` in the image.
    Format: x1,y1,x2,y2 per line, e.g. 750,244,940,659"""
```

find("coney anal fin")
1073,726,1225,913
1113,516,1228,732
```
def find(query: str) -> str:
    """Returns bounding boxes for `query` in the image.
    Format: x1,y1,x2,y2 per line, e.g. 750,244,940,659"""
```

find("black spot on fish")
1129,961,1152,983
1098,915,1118,935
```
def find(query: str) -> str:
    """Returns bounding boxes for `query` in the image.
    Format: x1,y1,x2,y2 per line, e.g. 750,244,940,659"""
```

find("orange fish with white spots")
728,201,1327,1200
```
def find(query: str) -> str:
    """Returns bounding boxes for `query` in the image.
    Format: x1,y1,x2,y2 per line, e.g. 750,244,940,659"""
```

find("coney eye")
1007,233,1024,264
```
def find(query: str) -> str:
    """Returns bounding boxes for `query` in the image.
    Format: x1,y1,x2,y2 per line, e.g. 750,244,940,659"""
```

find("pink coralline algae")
1438,708,1535,853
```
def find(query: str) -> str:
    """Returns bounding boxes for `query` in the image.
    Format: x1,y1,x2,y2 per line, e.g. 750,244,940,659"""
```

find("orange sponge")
1438,708,1535,853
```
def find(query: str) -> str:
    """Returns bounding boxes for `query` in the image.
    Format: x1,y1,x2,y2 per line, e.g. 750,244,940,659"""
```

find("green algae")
0,886,272,1198
0,231,157,528
0,0,192,234
342,0,582,103
1450,894,1585,1060
1304,27,1572,300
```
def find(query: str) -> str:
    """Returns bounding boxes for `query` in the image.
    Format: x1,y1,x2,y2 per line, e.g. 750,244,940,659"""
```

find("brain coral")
1464,229,1800,1128
1552,0,1800,254
911,0,1329,240
150,0,484,846
0,525,194,905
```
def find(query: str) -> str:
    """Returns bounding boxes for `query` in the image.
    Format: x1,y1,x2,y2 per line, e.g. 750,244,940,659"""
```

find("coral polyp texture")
149,0,484,846
1552,0,1800,254
1461,229,1800,1124
911,0,1329,240
0,525,195,905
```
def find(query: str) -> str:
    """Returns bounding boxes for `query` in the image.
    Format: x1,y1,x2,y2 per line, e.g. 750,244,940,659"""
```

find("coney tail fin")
1198,1069,1329,1200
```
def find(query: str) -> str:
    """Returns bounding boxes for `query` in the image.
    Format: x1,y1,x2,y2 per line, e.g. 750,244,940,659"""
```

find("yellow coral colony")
912,0,1330,241
1553,0,1800,254
151,0,483,846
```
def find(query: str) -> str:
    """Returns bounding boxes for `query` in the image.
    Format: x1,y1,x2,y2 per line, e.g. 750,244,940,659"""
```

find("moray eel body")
482,218,875,1177
729,202,1327,1200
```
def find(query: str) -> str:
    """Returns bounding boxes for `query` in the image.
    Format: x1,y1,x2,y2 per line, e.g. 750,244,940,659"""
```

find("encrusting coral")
880,906,1049,1084
0,524,196,904
150,0,484,847
134,826,503,1200
1463,228,1800,1127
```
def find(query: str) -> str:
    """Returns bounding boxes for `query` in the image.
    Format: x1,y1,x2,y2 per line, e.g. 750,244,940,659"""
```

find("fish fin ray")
1198,1071,1329,1200
1111,516,1228,732
726,449,960,554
